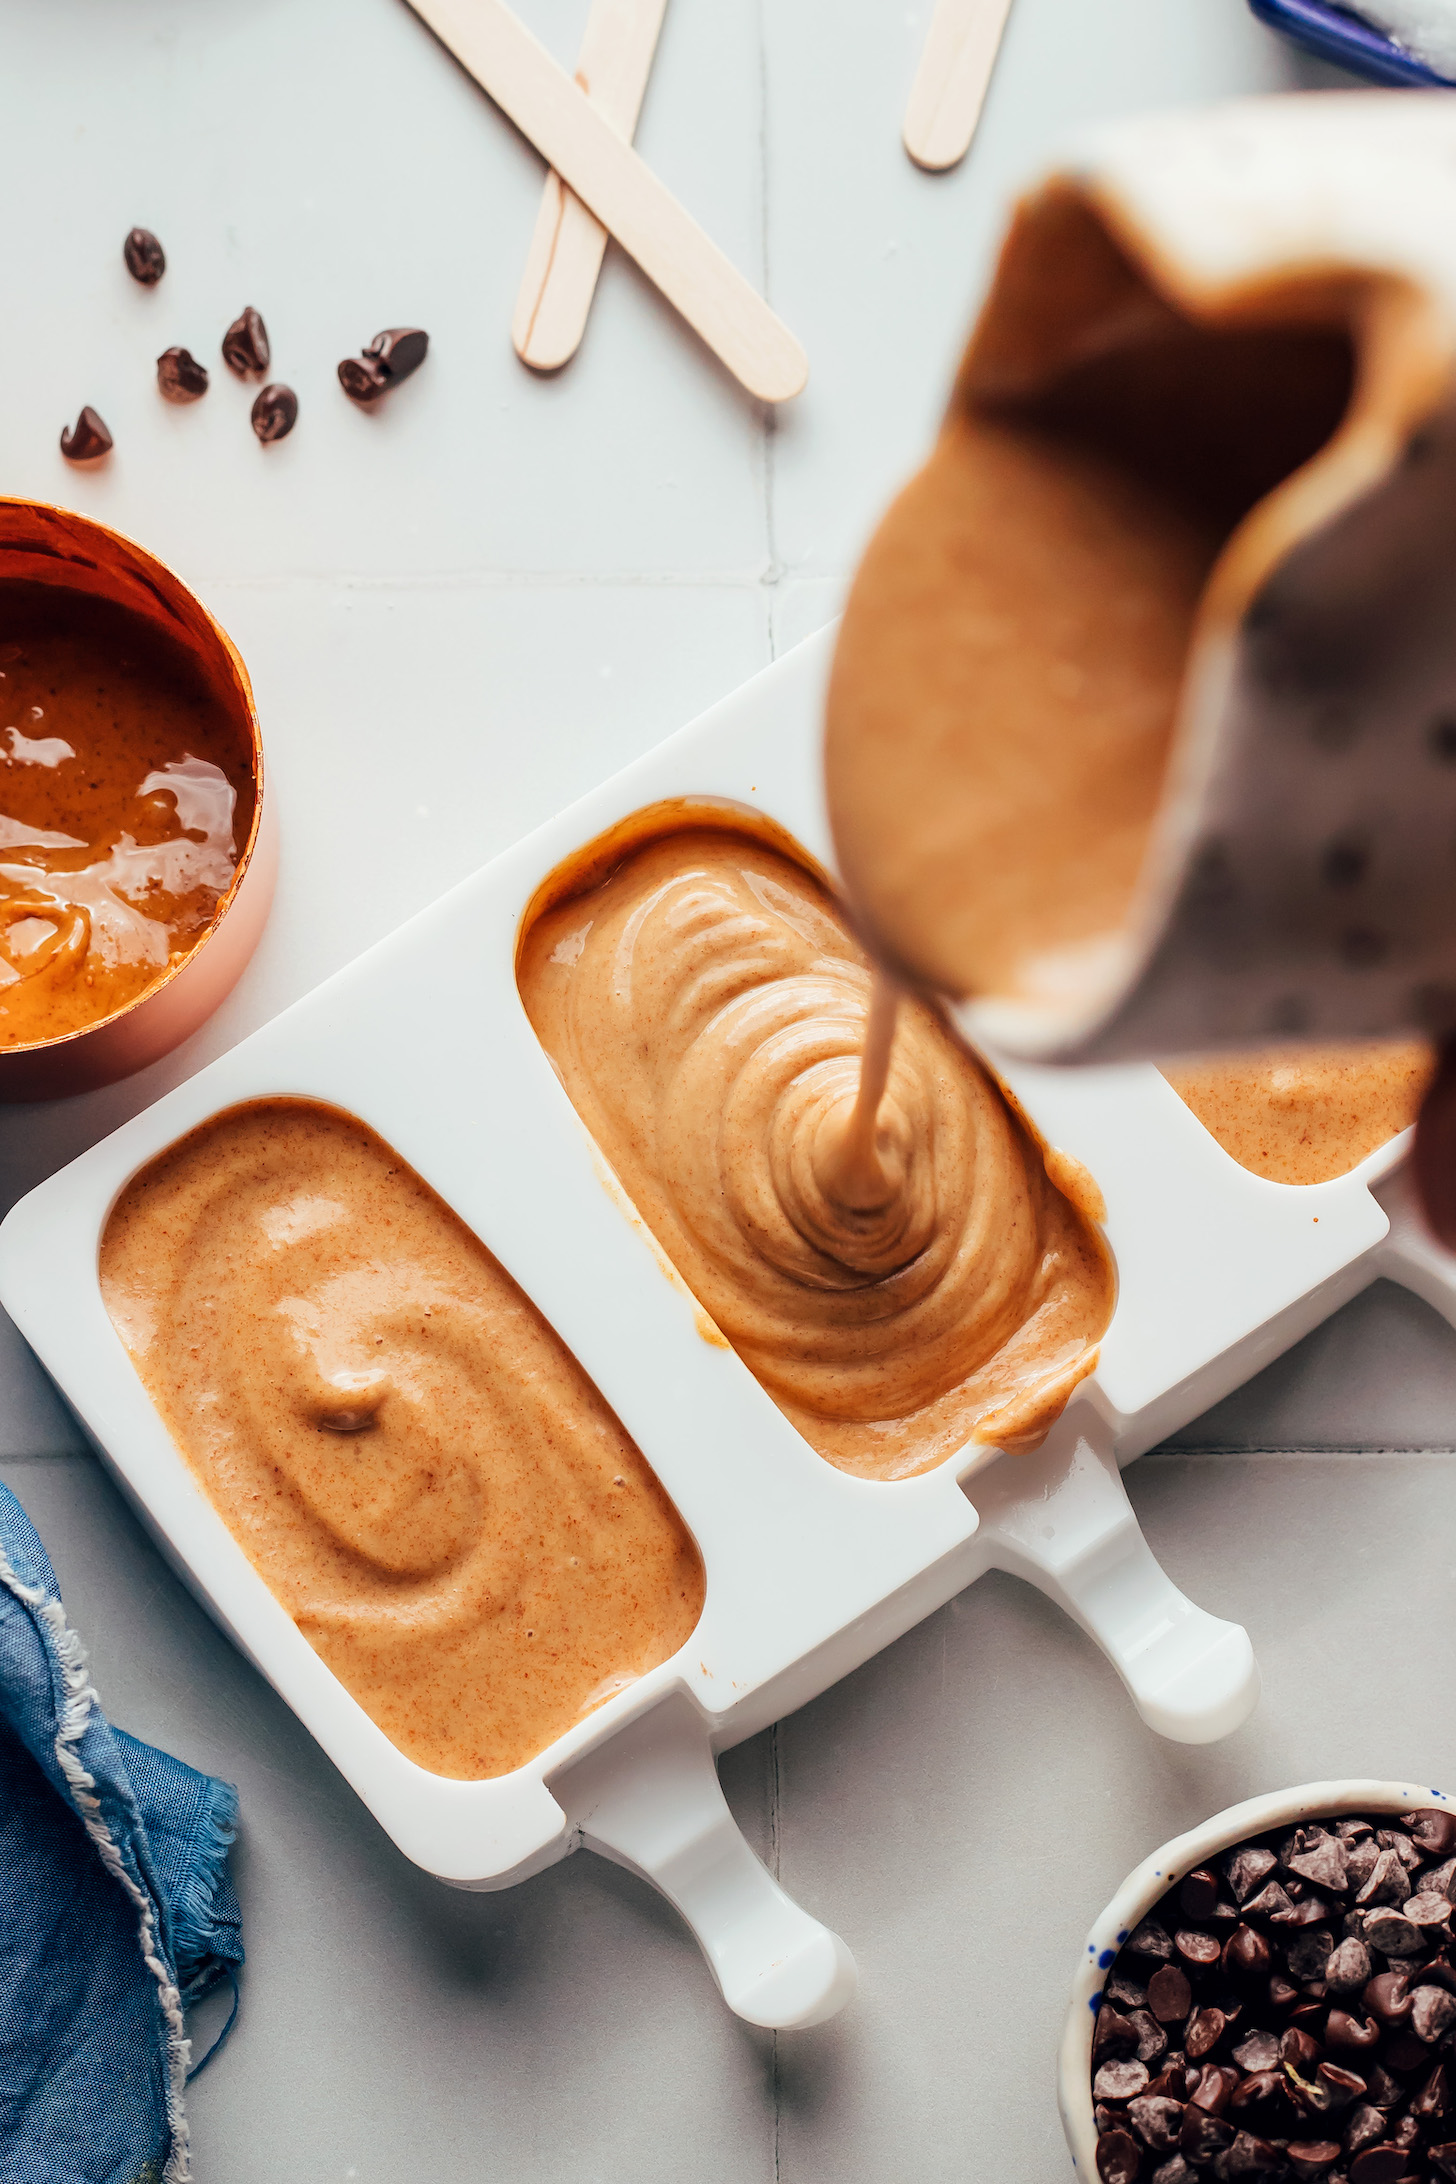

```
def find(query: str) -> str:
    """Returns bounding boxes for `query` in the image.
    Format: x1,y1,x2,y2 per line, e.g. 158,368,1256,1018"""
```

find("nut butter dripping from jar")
0,583,254,1050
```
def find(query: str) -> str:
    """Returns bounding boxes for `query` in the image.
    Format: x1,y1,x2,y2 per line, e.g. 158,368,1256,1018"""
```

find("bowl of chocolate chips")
1061,1781,1456,2184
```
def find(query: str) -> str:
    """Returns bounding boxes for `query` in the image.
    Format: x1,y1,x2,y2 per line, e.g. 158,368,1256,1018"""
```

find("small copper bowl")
0,499,274,1101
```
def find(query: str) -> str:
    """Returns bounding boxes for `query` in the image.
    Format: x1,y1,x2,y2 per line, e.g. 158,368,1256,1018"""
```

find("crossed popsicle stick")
404,0,808,402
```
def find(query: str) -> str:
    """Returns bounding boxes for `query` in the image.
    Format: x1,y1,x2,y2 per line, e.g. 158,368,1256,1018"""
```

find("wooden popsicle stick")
903,0,1014,172
513,0,668,372
406,0,807,402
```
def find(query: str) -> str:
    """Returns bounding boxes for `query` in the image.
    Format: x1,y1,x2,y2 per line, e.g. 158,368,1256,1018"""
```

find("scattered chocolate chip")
1268,1973,1300,2013
1098,2128,1142,2184
1413,2062,1451,2120
1405,1892,1453,1930
156,347,208,402
1367,2066,1403,2109
223,307,270,377
1096,2060,1151,2102
1151,2159,1192,2184
338,325,429,406
1127,2012,1169,2066
1276,1899,1335,1932
1328,1940,1375,1993
124,227,165,284
1359,1851,1410,1908
1364,1972,1414,2025
1306,2062,1368,2114
1232,2032,1281,2073
1180,2109,1234,2163
1347,1839,1383,1892
1108,1972,1150,2010
1177,1931,1224,1970
1281,2027,1323,2074
59,407,112,461
250,383,298,444
1286,1929,1336,1982
1425,1859,1456,1903
1223,1927,1271,1981
1431,2142,1456,2181
1130,1922,1175,1963
1190,2067,1240,2116
1412,1985,1456,2043
1096,2006,1139,2057
1380,1831,1426,1874
1149,1966,1194,2025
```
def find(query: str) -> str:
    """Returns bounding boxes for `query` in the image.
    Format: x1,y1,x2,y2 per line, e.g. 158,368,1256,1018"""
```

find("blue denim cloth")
0,1482,243,2184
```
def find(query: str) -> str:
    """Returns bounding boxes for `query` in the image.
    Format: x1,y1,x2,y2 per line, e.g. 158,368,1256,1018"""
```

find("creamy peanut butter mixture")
0,584,253,1050
518,825,1113,1481
100,1100,705,1780
825,186,1357,1015
1165,1041,1431,1186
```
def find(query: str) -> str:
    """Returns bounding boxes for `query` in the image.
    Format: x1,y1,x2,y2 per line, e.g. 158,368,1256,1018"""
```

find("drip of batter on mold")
100,1099,705,1781
0,583,254,1048
1165,1040,1432,1185
519,825,1114,1482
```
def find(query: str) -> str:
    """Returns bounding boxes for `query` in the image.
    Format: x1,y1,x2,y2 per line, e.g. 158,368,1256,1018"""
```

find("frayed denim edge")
0,1543,192,2184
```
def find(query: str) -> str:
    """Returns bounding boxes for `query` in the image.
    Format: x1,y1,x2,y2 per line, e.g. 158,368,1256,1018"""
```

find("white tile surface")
0,2,1440,2179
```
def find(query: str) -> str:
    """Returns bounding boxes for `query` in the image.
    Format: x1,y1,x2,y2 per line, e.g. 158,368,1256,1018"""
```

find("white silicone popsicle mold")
1,628,1452,2030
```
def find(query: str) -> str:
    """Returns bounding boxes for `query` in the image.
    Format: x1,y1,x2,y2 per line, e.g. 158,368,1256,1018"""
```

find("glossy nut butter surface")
518,810,1114,1482
0,500,269,1098
100,1100,706,1781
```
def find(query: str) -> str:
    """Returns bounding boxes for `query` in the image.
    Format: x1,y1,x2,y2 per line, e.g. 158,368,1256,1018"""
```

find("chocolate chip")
156,347,208,402
1128,2095,1185,2151
1326,2010,1381,2056
1365,1973,1414,2026
1425,1859,1456,1903
1096,2006,1139,2057
1229,2069,1298,2131
1380,1831,1427,1874
1348,2149,1409,2183
1232,2032,1282,2073
1413,2062,1450,2120
1431,2142,1456,2180
1223,1926,1271,1980
1228,1848,1278,1903
1347,1839,1382,1892
1286,1928,1336,1982
1359,1851,1409,1908
1405,1893,1454,1931
124,227,165,284
1365,1910,1424,1957
1150,2159,1191,2184
1108,1972,1150,2010
1276,1898,1336,1931
1181,1870,1222,1921
59,407,112,461
1126,2011,1168,2066
1096,2060,1151,2102
1286,2145,1342,2180
1269,1973,1301,2013
1346,2103,1388,2155
1367,2066,1403,2109
1282,2027,1324,2074
1096,2128,1142,2184
1185,2008,1226,2059
1222,2132,1281,2176
222,307,270,377
1179,2108,1233,2162
1244,1881,1296,1922
1148,1966,1193,2025
1176,1929,1223,1970
1129,1922,1175,1962
250,384,298,444
1190,2066,1239,2116
1405,1812,1456,1858
1412,1986,1456,2043
1306,2062,1368,2114
338,325,429,404
1327,1940,1374,1993
1288,1830,1351,1894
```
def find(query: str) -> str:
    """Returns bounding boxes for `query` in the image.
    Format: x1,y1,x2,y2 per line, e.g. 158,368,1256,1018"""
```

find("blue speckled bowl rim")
1058,1778,1456,2176
1248,0,1455,85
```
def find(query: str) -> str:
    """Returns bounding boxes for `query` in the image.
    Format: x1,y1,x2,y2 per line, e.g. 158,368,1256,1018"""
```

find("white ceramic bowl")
1058,1777,1456,2177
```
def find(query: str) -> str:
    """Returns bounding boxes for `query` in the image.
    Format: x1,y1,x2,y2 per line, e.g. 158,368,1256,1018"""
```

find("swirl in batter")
100,1100,705,1780
518,825,1114,1481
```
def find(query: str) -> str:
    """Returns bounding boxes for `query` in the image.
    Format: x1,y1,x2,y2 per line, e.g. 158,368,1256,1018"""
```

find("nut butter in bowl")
0,497,272,1098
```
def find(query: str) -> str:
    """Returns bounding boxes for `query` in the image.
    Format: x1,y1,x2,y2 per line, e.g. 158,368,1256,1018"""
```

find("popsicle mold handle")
971,1412,1260,1745
558,1696,857,2030
1372,1164,1456,1330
